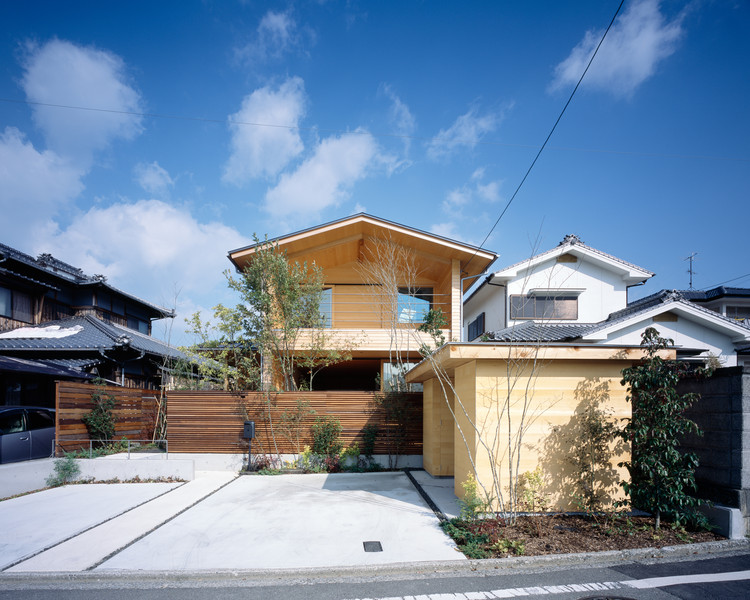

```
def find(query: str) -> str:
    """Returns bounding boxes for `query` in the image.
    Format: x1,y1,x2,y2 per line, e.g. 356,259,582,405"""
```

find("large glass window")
319,288,332,328
510,294,578,320
397,287,432,324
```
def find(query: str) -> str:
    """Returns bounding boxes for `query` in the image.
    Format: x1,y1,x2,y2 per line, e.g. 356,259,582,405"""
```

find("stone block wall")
679,366,750,534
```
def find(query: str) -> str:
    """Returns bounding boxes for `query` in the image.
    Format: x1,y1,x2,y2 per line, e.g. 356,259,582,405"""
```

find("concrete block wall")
679,366,750,535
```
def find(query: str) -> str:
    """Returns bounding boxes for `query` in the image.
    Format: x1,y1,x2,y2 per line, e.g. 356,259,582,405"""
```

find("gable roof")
0,315,184,360
227,213,498,290
489,234,654,285
489,289,750,347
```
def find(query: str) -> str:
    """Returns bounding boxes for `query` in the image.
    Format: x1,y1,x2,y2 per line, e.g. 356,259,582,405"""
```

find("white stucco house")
463,234,750,367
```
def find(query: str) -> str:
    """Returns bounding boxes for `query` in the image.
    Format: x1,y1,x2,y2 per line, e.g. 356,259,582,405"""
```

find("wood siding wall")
167,390,423,455
55,381,158,453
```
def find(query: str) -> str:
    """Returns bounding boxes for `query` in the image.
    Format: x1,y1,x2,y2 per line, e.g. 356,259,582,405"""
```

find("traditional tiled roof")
0,315,184,360
0,355,93,379
0,242,174,318
488,289,750,343
493,234,654,280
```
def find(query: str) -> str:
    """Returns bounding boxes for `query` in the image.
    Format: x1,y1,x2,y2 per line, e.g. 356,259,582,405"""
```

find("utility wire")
701,273,750,290
1,97,746,164
463,0,625,274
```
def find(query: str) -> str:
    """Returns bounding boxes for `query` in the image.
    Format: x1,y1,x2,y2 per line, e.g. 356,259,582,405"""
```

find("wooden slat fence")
55,381,158,453
167,390,423,455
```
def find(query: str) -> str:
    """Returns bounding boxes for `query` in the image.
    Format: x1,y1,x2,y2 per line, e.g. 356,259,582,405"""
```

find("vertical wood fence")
166,390,423,455
55,381,158,453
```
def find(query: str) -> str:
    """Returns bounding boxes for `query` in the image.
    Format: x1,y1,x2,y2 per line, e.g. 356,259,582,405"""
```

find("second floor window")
0,287,33,323
397,287,432,323
510,294,578,320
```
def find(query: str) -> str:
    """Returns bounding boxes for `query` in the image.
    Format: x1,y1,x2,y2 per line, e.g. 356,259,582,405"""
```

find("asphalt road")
2,551,748,599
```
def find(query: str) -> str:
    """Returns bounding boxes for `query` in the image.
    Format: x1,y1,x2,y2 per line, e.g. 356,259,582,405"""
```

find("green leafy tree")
619,327,710,530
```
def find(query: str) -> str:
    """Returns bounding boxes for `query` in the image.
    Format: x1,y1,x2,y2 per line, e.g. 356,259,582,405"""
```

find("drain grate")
363,541,383,552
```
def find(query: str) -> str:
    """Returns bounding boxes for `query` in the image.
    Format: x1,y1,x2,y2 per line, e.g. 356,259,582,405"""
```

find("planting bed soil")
442,514,725,559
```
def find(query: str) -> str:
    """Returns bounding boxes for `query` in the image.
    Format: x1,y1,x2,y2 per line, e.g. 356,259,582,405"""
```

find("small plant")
297,445,327,473
310,415,343,457
46,456,80,487
494,538,525,556
82,379,117,445
518,467,549,513
440,518,491,558
323,454,342,473
249,454,276,472
459,473,489,521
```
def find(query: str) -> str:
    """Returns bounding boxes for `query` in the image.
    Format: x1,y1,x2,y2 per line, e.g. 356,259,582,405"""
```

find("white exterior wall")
505,258,628,325
598,316,739,366
463,282,506,340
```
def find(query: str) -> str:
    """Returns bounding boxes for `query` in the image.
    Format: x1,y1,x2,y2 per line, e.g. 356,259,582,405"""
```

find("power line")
463,0,625,274
701,272,750,290
1,96,747,164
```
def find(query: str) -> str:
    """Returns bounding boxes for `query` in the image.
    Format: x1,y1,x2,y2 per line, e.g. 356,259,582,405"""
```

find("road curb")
1,539,747,589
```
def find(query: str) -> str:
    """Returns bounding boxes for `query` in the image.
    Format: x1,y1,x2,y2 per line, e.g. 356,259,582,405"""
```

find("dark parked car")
0,406,56,464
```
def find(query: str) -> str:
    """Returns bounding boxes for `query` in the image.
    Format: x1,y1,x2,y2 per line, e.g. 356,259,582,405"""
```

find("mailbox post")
243,420,255,470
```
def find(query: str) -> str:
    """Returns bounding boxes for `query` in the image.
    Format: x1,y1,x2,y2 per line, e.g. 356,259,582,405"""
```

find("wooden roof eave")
405,342,675,383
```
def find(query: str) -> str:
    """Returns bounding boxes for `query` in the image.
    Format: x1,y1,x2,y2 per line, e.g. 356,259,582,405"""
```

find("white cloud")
223,77,306,185
235,10,313,65
134,161,174,197
37,199,251,345
430,222,460,239
21,39,143,164
442,168,502,217
0,127,85,248
40,200,248,293
381,84,416,155
550,0,684,98
264,131,379,219
427,106,501,160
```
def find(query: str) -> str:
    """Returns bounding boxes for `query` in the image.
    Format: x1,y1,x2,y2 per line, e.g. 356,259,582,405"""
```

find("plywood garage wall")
167,390,423,455
455,358,633,511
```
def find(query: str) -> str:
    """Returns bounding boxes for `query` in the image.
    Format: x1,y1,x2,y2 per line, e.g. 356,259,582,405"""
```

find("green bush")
82,379,117,444
310,416,343,457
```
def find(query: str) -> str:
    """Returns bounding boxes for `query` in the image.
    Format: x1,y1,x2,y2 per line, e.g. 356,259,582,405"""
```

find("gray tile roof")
488,289,750,343
0,315,184,360
0,355,93,379
494,234,654,279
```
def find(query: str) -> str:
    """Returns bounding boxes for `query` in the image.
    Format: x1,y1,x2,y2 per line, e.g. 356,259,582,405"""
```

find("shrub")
310,416,343,457
46,456,80,487
82,379,116,444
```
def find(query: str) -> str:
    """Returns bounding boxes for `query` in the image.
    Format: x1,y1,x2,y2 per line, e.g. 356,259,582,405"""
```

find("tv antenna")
684,253,698,289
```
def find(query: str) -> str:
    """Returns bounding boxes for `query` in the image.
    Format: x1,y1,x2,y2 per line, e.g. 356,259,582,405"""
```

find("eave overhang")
405,342,673,383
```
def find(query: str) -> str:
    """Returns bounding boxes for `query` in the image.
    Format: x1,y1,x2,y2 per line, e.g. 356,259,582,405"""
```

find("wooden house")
228,213,496,391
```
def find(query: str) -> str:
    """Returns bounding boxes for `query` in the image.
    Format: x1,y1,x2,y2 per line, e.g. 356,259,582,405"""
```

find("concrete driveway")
1,471,463,572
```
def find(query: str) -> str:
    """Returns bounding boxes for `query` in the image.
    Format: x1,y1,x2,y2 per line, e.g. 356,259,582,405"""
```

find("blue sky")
1,1,747,344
